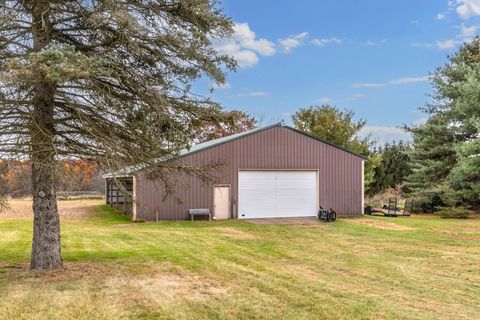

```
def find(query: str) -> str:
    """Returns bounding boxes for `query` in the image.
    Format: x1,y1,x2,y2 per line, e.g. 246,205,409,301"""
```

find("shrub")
436,207,471,219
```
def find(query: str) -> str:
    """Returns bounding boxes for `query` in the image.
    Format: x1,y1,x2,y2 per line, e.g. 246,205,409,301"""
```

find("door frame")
213,184,231,220
237,169,320,219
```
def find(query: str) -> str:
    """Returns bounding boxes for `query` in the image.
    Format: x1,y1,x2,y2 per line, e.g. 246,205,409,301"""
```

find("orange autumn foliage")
0,159,101,197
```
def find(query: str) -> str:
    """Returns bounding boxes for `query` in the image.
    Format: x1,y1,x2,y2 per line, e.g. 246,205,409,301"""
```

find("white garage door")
238,171,318,219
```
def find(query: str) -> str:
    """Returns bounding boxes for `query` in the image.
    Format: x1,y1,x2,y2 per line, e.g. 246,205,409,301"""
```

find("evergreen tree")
446,66,480,210
406,115,456,194
0,1,235,270
407,38,480,210
447,119,480,210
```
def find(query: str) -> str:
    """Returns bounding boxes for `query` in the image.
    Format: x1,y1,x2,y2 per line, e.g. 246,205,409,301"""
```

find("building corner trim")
361,160,365,215
132,175,137,221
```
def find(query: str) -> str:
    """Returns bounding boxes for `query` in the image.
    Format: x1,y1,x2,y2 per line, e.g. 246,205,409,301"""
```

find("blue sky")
198,0,480,144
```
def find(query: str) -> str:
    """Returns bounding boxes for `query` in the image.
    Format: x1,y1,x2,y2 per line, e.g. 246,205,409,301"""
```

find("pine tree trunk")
29,0,62,271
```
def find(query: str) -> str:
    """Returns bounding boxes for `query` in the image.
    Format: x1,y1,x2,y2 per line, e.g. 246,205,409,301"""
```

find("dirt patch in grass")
454,225,480,232
108,268,228,301
442,233,480,241
0,261,229,320
2,262,119,282
0,199,103,220
213,227,259,239
2,261,228,300
345,218,414,231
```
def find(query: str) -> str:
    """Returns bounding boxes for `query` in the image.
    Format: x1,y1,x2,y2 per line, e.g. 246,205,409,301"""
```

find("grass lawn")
0,200,479,320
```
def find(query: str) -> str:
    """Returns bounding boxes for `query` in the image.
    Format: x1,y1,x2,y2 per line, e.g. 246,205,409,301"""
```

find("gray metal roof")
103,121,366,178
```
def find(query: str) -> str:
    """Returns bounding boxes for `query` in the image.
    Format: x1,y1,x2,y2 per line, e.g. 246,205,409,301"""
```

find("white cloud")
437,39,462,49
279,32,309,53
238,91,268,97
317,94,366,105
410,20,420,24
455,0,480,19
352,83,385,88
231,48,259,68
411,42,435,48
460,23,478,38
436,22,478,50
310,37,343,47
389,76,430,85
318,97,332,104
352,93,366,98
214,22,275,68
364,39,387,46
233,23,276,56
413,117,428,126
358,126,411,145
210,82,231,90
436,13,447,20
352,76,430,89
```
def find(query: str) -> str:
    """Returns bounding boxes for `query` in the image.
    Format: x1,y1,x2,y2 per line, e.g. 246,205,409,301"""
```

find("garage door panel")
238,171,318,219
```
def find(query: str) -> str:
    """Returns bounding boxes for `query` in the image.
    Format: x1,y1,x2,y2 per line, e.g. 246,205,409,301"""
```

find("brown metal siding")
135,126,364,220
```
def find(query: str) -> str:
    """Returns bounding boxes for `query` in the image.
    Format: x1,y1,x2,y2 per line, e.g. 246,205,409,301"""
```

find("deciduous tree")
292,105,380,193
293,105,368,155
195,110,257,143
368,141,411,195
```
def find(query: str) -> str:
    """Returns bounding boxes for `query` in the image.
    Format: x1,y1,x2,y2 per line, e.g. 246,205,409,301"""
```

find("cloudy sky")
197,0,480,145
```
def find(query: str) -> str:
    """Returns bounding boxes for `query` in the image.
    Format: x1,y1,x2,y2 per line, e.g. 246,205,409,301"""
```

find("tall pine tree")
407,38,480,210
0,1,235,270
446,66,480,210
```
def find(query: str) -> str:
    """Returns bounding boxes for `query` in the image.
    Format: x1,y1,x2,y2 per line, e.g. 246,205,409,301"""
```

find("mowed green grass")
0,202,479,320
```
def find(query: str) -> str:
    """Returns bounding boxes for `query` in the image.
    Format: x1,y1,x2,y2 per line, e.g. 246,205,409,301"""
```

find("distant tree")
0,158,103,197
0,1,235,270
0,160,10,196
293,105,369,155
364,152,382,195
406,38,480,210
57,159,98,192
195,110,257,143
368,141,411,195
0,197,6,211
292,105,381,193
5,161,32,197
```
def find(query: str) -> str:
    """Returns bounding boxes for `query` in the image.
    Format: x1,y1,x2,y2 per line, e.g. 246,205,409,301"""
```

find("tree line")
0,159,104,198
